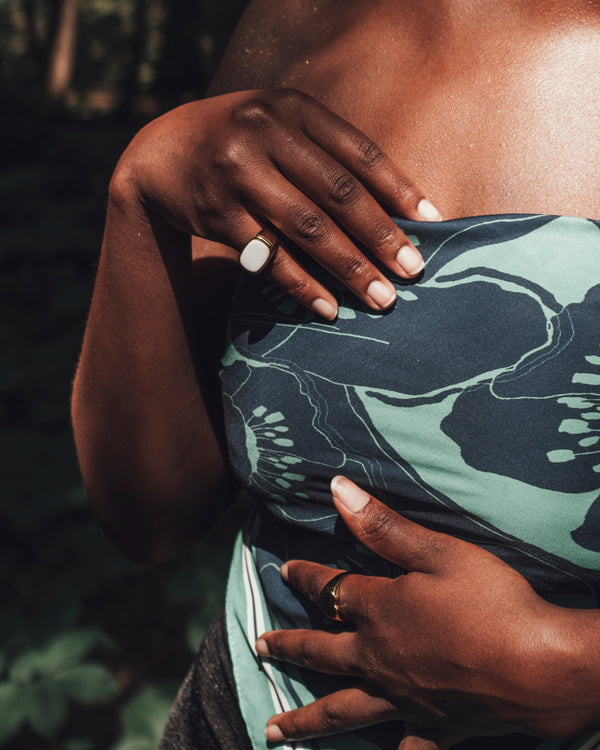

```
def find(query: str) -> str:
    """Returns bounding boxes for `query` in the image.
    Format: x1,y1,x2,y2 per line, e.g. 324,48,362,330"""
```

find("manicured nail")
265,724,286,742
255,638,270,656
417,198,443,222
312,297,337,320
396,245,424,276
366,280,396,309
280,563,289,581
331,476,370,513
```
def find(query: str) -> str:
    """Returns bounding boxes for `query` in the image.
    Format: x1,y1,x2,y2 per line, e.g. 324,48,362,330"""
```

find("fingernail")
366,280,396,309
265,724,286,741
331,475,370,513
312,297,337,320
417,198,443,222
396,245,424,276
255,638,270,656
280,563,289,581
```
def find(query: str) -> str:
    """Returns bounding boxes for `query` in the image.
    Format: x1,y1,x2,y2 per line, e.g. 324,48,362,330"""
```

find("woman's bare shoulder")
208,0,370,95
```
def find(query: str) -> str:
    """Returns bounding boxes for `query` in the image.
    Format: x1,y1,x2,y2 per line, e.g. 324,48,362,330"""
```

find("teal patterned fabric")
220,215,600,749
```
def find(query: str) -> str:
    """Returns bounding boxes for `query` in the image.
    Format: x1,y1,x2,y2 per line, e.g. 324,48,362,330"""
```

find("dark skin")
71,0,600,745
258,477,600,748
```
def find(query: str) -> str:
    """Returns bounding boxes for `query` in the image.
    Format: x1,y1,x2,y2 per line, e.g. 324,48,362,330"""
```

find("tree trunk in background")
46,0,80,99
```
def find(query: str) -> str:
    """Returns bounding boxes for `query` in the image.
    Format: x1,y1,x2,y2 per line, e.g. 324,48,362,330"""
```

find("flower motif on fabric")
547,352,600,473
244,405,308,502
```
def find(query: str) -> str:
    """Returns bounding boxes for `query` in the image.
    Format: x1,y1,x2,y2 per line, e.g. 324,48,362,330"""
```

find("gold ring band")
317,571,350,622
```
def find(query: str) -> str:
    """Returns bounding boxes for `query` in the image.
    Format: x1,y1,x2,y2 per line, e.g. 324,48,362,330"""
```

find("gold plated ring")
317,571,350,622
238,231,279,274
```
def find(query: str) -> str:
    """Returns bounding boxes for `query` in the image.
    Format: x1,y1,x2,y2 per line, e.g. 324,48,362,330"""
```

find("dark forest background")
1,1,249,748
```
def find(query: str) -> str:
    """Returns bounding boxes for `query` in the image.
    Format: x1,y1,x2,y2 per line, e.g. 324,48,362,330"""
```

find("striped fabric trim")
227,520,312,750
226,516,599,750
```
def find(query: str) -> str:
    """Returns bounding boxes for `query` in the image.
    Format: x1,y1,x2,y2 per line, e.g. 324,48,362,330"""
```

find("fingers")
330,476,457,572
245,171,400,311
264,684,399,742
256,628,358,675
214,89,441,315
273,133,425,278
278,560,380,622
301,94,442,223
226,214,339,319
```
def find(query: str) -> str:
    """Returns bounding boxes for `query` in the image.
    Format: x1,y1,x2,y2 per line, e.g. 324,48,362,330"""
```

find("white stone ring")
238,230,279,274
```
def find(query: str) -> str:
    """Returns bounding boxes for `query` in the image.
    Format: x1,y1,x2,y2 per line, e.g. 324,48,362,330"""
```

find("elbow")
72,408,229,565
82,469,229,566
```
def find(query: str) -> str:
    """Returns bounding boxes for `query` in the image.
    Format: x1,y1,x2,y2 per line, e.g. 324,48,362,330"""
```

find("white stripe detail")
241,537,308,750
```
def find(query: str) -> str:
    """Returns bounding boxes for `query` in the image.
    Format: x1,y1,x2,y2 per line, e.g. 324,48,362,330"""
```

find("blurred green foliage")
0,0,247,114
1,0,250,747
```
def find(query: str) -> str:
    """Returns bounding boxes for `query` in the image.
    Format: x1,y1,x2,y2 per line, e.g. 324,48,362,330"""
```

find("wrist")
523,603,600,738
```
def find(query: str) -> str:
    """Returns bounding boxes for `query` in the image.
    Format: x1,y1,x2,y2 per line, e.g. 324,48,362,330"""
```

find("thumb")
330,475,455,572
397,725,467,750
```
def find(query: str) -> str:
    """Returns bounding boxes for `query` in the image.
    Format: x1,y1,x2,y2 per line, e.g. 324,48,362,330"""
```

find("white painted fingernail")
417,199,443,222
396,245,424,276
366,280,396,309
312,297,337,320
265,724,286,741
331,476,370,513
255,638,270,656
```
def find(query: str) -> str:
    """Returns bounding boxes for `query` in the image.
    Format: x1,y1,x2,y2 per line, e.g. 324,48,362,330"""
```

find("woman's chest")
215,2,600,217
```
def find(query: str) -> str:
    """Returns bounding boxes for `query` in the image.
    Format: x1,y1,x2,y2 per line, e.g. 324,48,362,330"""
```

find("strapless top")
220,214,600,750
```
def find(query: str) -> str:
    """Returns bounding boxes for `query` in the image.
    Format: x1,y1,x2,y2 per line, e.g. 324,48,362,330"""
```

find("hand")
116,88,441,318
256,476,600,745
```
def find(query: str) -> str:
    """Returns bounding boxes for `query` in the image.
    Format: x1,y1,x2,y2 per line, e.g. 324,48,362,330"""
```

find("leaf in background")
64,737,98,750
23,680,68,739
113,684,176,749
9,647,45,684
0,682,27,744
9,628,112,684
54,663,120,703
35,628,113,674
112,740,153,750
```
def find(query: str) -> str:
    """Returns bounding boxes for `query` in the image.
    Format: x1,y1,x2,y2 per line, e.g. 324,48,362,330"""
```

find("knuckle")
371,220,400,252
328,171,362,207
392,178,419,205
229,98,276,133
299,639,316,668
211,138,248,174
320,701,344,732
279,272,312,300
360,506,395,543
356,136,384,169
339,254,367,281
293,208,331,244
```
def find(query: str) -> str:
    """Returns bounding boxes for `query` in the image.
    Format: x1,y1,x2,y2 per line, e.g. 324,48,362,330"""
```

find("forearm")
72,170,228,563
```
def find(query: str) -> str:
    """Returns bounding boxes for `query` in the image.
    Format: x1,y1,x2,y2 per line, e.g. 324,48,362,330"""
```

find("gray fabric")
160,612,252,750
